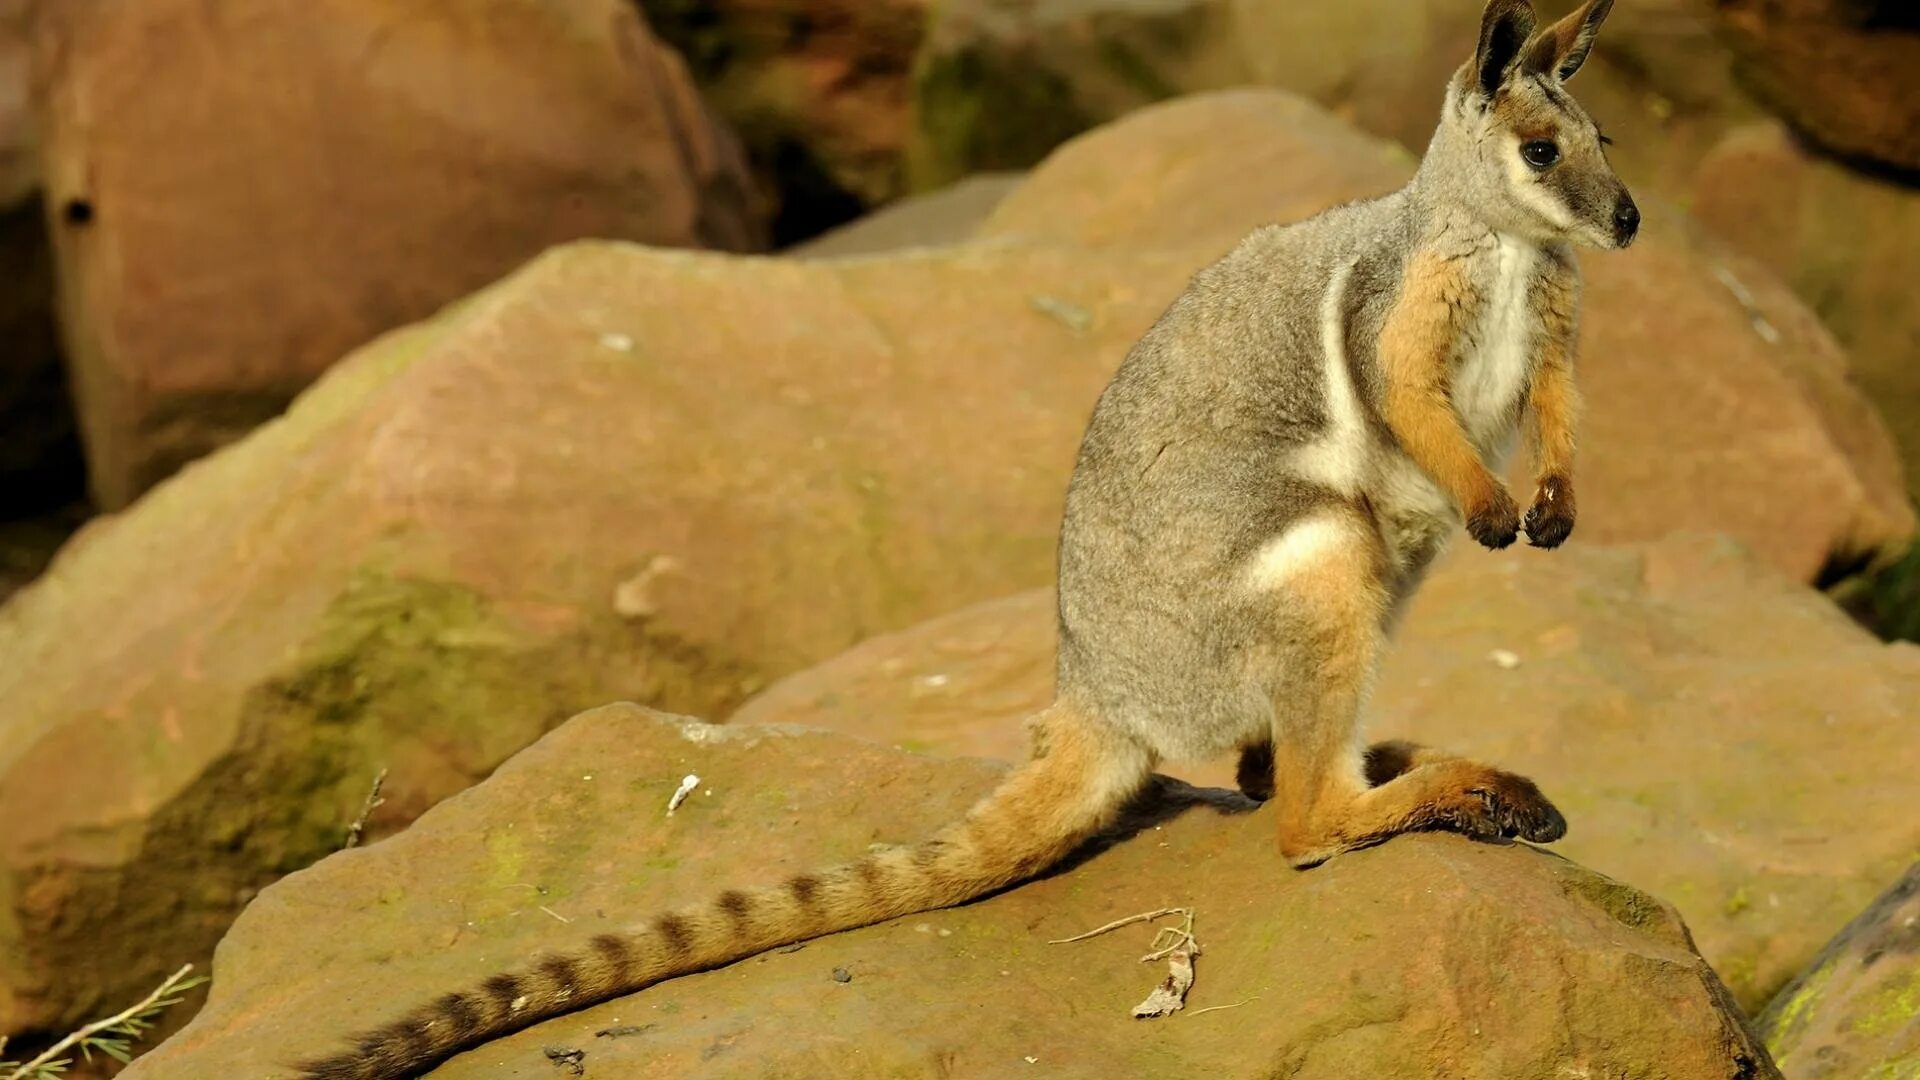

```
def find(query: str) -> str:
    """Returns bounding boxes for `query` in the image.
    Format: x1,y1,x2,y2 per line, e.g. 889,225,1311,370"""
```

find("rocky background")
0,0,1916,1076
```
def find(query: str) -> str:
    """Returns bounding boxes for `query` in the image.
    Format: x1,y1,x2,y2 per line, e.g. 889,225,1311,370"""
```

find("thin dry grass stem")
344,768,389,849
0,964,206,1079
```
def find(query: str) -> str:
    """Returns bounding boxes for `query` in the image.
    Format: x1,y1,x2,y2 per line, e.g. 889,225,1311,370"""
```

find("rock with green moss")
1760,863,1920,1078
0,234,1201,1041
736,535,1920,1013
125,704,1778,1078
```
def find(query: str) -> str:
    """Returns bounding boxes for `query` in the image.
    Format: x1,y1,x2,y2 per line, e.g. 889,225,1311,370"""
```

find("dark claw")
1524,476,1576,549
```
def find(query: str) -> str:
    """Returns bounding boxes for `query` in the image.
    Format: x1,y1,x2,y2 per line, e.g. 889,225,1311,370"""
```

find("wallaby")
300,1,1636,1075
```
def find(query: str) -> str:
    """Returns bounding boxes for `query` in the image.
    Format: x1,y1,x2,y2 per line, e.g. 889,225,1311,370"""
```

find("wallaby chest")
1452,234,1541,454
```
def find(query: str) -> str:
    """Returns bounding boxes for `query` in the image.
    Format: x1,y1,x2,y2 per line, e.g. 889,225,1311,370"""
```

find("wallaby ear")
1523,0,1614,82
1474,0,1539,98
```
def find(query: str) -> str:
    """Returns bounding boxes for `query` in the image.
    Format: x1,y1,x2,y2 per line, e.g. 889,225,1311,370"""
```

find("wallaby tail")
297,703,1150,1080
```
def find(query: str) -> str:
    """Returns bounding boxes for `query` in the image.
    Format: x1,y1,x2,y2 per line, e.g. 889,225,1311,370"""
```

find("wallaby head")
1424,0,1638,249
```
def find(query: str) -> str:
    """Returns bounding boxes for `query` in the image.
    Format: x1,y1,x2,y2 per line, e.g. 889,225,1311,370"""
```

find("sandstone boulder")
1759,861,1920,1077
33,0,766,508
1693,122,1920,507
126,705,1777,1079
737,535,1920,1011
0,92,1903,1039
1712,0,1920,173
0,236,1193,1039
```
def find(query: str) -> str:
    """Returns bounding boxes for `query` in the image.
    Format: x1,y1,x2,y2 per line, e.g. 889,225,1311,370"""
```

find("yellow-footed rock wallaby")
303,1,1637,1074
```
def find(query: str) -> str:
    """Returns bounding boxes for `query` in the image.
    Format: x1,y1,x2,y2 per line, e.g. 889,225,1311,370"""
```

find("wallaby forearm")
1380,250,1519,548
1523,268,1580,547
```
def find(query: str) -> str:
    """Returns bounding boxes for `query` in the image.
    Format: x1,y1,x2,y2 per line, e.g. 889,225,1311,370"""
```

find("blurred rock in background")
1712,0,1920,174
34,0,768,510
640,0,929,245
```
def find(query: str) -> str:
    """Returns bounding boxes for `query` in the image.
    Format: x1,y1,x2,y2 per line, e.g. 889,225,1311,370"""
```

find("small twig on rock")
1047,907,1189,945
344,768,389,849
1049,907,1201,1019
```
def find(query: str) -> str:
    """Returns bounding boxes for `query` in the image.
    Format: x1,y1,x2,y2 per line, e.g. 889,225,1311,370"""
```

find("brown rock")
0,236,1195,1039
0,91,1904,1039
1692,122,1920,505
1713,0,1920,173
33,0,766,508
125,705,1778,1079
1758,861,1920,1076
735,535,1920,1011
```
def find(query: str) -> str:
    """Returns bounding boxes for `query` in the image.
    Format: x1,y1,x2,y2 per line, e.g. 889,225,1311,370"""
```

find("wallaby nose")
1612,195,1640,246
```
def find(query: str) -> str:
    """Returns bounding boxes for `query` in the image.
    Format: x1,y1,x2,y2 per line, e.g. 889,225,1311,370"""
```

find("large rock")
1693,122,1920,508
736,535,1920,1011
0,91,1903,1039
1711,0,1920,174
127,705,1778,1079
33,0,766,508
1758,861,1920,1077
0,237,1193,1039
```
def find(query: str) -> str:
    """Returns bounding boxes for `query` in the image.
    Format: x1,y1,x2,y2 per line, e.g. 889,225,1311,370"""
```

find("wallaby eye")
1521,140,1561,169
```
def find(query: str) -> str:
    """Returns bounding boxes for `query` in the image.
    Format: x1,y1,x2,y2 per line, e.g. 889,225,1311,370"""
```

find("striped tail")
297,704,1150,1080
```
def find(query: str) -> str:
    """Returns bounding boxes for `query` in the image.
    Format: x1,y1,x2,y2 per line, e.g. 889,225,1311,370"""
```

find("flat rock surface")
128,705,1775,1080
737,535,1920,1011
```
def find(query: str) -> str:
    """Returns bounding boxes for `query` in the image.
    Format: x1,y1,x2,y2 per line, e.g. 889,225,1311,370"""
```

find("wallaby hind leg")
1361,739,1460,785
1253,515,1565,868
1244,737,1455,799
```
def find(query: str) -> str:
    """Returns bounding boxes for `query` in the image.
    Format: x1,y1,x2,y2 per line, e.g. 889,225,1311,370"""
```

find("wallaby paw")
1524,475,1576,549
1437,771,1567,844
1466,485,1521,549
